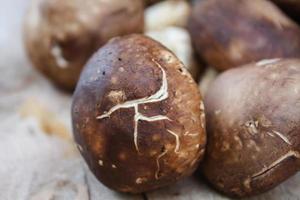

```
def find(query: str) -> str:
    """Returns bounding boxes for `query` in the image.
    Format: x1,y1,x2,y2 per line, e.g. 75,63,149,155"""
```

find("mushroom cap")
24,0,144,90
72,34,206,193
188,0,300,71
203,58,300,197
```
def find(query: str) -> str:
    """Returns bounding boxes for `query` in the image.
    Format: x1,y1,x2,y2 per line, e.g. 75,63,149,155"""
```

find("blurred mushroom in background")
188,0,300,71
24,0,144,91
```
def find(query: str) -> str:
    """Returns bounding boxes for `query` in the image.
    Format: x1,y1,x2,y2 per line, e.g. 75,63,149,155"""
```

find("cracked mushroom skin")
24,0,144,91
188,0,300,71
202,59,300,197
71,34,206,193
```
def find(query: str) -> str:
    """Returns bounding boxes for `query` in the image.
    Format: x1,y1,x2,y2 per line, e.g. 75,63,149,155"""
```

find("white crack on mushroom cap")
167,129,180,153
246,118,292,146
251,121,295,178
252,150,300,179
270,130,291,145
155,149,168,179
97,59,170,153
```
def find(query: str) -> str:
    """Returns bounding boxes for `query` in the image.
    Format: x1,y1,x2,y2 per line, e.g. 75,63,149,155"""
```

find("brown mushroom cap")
24,0,144,91
71,34,206,193
203,58,300,197
188,0,300,71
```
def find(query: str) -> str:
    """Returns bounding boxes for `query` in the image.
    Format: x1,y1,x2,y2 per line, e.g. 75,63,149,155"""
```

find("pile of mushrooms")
24,0,300,198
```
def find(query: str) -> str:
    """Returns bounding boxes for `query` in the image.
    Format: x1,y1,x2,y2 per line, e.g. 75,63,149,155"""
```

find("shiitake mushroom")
72,34,206,193
203,58,300,197
24,0,144,90
188,0,300,71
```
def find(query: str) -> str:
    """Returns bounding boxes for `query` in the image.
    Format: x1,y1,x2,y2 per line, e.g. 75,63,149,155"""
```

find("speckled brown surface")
24,0,144,91
188,0,300,71
72,34,206,193
203,59,300,197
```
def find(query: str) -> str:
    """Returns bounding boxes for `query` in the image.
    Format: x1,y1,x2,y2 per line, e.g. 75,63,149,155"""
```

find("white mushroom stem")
252,150,300,178
97,59,170,152
145,0,191,31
